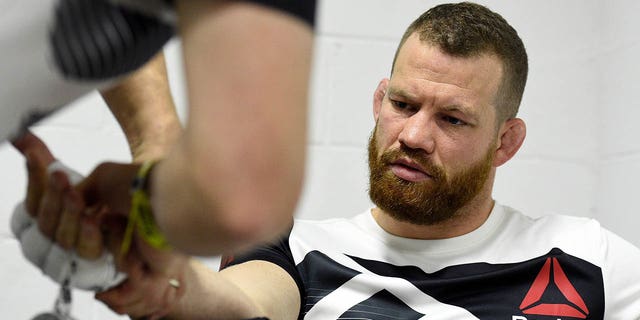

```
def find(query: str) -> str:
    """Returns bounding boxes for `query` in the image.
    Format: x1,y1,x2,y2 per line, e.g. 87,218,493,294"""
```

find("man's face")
369,33,504,225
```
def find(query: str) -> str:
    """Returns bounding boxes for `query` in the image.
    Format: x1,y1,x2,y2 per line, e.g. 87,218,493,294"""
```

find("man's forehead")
397,35,500,78
392,36,502,104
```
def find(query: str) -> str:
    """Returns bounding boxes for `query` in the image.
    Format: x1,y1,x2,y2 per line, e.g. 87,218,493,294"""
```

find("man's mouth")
389,158,432,182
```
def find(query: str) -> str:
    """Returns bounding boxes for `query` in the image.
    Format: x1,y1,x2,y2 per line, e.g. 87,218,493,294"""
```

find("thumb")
22,142,56,216
12,131,55,163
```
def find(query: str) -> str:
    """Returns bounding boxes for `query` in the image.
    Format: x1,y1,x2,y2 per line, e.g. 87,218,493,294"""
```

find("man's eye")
442,115,466,126
391,100,408,109
391,100,417,112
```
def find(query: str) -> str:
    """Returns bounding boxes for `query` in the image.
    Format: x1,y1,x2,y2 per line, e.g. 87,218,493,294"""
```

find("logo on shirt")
519,257,589,319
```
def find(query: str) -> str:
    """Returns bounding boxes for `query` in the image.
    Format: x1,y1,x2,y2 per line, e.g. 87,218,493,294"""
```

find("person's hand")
71,157,190,318
14,132,187,319
96,222,189,320
12,132,105,259
76,161,140,219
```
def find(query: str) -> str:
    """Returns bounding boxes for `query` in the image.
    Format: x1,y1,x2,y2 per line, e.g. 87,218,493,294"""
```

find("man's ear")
493,118,526,167
373,78,389,122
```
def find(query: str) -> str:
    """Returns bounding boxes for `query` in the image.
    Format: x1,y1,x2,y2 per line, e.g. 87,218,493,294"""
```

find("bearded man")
213,3,640,319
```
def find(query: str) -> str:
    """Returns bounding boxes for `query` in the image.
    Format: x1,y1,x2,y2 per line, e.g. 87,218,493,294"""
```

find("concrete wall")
2,1,639,318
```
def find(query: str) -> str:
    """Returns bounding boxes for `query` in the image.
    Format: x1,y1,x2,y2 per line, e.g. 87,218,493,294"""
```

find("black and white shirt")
224,203,640,320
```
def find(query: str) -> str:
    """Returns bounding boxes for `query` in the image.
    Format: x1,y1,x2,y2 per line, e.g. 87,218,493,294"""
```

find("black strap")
243,0,316,27
50,0,174,80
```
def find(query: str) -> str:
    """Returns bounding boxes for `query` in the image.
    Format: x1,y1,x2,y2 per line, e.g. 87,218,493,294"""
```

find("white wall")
1,1,639,318
595,0,640,249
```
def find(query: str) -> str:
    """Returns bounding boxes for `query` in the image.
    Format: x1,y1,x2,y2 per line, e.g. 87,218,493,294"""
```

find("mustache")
380,145,445,181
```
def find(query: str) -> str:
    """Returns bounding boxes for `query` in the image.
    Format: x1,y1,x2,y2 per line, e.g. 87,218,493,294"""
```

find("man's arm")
168,260,301,320
95,256,301,320
149,1,313,254
64,0,313,256
101,52,182,162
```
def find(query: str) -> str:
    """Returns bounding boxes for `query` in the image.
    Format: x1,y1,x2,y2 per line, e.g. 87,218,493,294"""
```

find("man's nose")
398,112,435,154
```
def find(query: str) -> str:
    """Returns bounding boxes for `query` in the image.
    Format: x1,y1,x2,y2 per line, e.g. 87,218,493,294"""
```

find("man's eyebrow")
441,104,480,120
386,87,417,101
442,104,471,113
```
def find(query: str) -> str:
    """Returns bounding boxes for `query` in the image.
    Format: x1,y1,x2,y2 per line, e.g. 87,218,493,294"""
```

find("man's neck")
371,196,495,240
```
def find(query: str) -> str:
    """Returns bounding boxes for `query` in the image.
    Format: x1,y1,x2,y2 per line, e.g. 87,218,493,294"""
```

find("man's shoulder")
497,204,637,266
501,203,604,234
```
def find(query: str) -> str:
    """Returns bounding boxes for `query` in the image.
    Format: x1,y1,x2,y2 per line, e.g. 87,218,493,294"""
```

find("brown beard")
367,127,495,225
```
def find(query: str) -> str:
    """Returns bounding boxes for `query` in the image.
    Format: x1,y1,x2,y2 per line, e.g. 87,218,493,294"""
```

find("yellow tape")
120,161,169,257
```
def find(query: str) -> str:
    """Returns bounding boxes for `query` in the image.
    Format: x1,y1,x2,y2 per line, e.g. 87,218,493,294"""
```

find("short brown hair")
391,2,528,122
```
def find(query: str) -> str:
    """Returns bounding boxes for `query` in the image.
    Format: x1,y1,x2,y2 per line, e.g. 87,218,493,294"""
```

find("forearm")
167,259,263,319
150,1,313,255
168,259,300,320
101,52,182,162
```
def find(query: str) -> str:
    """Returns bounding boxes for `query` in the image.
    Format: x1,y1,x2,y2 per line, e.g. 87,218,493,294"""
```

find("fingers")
97,254,145,301
37,171,69,238
54,191,82,249
23,146,55,216
96,230,187,319
96,279,147,316
11,131,55,162
97,275,177,319
96,254,174,318
96,211,187,319
14,132,55,216
75,214,104,259
36,169,107,260
102,215,128,262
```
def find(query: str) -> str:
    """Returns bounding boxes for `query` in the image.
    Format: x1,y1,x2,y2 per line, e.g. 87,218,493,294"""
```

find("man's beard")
368,128,495,225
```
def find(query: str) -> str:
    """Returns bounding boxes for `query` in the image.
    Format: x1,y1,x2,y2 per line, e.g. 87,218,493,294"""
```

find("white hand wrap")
10,161,126,292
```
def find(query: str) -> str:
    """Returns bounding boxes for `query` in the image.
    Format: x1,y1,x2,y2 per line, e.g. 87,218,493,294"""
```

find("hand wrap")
10,161,126,292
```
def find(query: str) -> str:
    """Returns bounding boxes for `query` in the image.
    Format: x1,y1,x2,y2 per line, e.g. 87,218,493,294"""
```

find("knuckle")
77,246,102,260
56,236,72,249
39,221,56,239
55,227,75,248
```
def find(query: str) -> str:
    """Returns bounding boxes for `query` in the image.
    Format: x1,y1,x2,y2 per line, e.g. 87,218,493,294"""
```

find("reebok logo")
519,257,589,319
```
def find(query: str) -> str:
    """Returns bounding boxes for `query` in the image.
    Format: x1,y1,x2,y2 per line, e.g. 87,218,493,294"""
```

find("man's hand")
12,132,105,258
96,225,188,319
13,132,188,318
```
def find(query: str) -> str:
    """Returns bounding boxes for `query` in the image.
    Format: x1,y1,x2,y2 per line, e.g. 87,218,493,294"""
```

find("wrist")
121,160,171,255
131,124,182,162
128,113,182,162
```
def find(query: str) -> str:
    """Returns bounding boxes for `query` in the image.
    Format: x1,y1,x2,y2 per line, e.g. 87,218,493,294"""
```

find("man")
192,3,640,319
22,2,640,319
